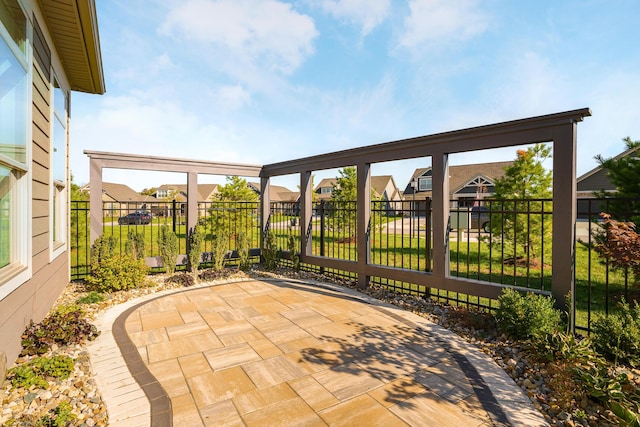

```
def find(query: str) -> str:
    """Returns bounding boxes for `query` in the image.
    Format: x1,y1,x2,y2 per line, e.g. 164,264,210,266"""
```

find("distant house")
80,182,154,217
247,182,299,203
576,144,640,218
577,144,640,198
248,182,299,215
403,161,513,210
152,183,220,217
313,175,402,215
314,176,402,202
0,0,105,380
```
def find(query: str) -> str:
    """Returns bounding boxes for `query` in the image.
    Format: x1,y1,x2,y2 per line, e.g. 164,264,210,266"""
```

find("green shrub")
287,234,300,271
188,224,205,277
237,232,251,271
37,401,76,427
262,231,278,271
495,288,561,340
211,232,229,272
76,291,105,305
529,330,596,363
86,235,149,292
7,355,74,389
124,229,145,260
158,225,179,274
21,305,99,356
591,300,640,366
575,362,640,425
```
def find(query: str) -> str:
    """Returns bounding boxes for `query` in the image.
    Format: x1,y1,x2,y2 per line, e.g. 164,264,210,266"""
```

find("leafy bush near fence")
125,229,145,260
591,300,640,367
288,234,300,271
211,231,230,272
158,225,179,275
86,235,149,292
262,231,278,271
188,224,205,279
237,232,251,271
495,288,561,340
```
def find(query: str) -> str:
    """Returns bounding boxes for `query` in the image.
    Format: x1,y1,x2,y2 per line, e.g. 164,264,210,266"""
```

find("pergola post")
552,120,578,329
88,157,103,245
431,152,450,279
300,171,313,260
186,171,198,266
357,163,371,289
260,177,271,257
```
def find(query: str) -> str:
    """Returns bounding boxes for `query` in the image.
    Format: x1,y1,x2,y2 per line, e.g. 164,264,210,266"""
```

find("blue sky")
71,0,640,192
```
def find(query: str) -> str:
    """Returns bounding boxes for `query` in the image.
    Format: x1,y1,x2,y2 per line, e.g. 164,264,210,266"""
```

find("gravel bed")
1,266,637,426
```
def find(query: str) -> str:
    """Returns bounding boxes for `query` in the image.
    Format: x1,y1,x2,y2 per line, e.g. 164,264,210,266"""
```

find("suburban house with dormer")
403,161,513,211
0,0,105,379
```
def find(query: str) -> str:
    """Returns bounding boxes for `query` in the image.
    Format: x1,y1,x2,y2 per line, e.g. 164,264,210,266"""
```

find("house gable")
577,144,640,196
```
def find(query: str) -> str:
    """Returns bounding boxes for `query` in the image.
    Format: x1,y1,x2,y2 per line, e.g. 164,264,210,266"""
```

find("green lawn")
70,213,636,331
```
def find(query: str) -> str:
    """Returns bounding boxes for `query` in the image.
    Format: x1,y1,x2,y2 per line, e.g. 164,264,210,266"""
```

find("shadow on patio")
91,277,547,426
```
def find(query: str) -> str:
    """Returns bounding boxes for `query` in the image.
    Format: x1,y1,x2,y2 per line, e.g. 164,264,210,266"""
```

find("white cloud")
70,94,247,188
319,0,391,37
398,0,488,48
160,0,318,75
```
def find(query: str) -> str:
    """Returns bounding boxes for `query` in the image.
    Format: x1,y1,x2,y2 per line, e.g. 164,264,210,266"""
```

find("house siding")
0,13,63,375
577,169,615,193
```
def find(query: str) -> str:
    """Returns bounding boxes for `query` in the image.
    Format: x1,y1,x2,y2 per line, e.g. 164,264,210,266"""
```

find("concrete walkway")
89,278,548,426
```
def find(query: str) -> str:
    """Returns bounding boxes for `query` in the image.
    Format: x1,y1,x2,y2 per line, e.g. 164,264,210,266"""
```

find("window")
418,177,432,191
320,187,332,194
51,78,67,252
0,0,29,289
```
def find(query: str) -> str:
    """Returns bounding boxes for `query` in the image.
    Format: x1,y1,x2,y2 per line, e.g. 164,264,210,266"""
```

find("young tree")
328,166,382,239
594,137,640,222
329,167,358,237
489,143,553,264
209,176,258,247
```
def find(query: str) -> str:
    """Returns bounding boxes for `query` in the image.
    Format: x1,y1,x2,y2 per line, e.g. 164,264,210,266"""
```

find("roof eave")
39,0,105,94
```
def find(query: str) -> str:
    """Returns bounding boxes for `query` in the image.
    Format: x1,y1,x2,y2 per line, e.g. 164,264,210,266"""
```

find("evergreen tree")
594,137,640,222
489,144,553,263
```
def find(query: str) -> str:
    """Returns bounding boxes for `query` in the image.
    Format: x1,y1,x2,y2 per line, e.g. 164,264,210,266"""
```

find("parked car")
470,206,491,232
118,211,151,225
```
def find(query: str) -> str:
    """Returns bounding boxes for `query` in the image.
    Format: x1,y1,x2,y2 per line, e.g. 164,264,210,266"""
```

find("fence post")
319,200,325,275
172,200,177,234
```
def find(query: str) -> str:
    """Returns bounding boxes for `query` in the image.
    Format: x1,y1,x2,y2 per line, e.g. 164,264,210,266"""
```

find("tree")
328,166,382,239
70,173,88,201
593,137,640,284
329,167,358,237
208,176,258,246
70,174,88,251
140,187,157,196
594,137,640,222
489,143,553,263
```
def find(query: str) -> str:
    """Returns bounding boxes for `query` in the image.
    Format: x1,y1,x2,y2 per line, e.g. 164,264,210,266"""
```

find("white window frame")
50,75,68,260
0,0,33,301
418,176,432,191
320,187,332,194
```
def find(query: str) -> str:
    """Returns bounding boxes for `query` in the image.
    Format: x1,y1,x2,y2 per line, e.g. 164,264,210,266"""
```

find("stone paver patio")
89,278,548,426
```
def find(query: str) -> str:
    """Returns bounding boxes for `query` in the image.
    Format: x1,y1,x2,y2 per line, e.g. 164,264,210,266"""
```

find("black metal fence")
70,197,640,332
